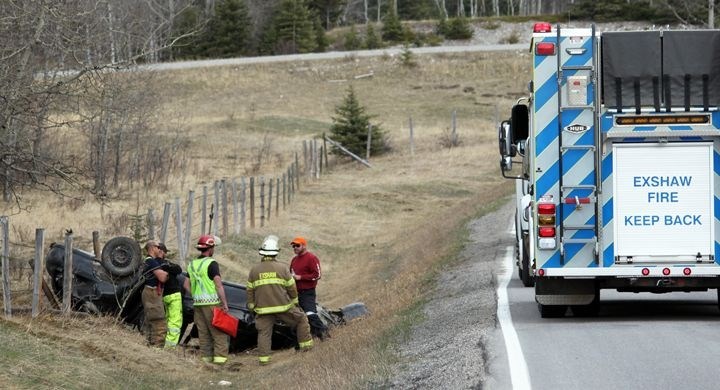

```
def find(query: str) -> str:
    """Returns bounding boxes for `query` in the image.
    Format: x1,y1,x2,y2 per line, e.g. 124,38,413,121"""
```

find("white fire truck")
499,23,720,317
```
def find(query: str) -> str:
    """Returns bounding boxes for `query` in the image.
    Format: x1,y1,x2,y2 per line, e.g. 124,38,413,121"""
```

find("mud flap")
535,277,596,305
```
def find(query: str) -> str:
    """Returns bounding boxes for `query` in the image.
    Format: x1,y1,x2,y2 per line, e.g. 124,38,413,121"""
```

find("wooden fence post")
1,216,11,318
62,231,73,314
161,202,171,243
201,186,208,235
184,190,194,261
32,228,45,318
174,197,186,263
366,124,373,161
288,166,294,201
323,134,329,170
260,176,266,227
267,178,273,222
213,181,220,237
314,139,320,179
295,152,300,191
240,177,247,234
232,179,240,235
276,177,280,217
302,140,308,177
147,209,156,240
282,173,287,209
250,177,256,229
221,179,228,237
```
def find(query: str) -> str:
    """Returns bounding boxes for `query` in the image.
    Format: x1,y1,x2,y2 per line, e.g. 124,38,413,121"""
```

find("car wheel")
101,237,142,277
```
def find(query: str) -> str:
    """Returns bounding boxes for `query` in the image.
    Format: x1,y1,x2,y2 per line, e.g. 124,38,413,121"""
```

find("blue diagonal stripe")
537,160,560,196
602,198,613,227
603,243,614,267
536,116,559,155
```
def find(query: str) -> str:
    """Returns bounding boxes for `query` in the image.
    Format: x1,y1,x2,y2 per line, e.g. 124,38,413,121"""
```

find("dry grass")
0,49,525,388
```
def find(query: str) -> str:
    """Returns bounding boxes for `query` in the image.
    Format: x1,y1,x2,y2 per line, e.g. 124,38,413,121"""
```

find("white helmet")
259,235,280,256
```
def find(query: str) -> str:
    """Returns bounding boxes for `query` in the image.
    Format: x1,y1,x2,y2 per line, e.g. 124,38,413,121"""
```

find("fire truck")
498,23,720,317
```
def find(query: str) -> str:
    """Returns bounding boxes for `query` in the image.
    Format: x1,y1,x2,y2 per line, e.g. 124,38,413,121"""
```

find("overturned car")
45,237,367,351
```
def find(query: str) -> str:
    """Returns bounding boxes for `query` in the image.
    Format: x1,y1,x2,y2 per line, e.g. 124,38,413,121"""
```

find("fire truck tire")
520,235,534,288
538,303,567,318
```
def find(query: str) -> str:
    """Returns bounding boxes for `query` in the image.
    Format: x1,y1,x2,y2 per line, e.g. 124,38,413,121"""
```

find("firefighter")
183,235,230,366
247,235,313,365
142,240,168,347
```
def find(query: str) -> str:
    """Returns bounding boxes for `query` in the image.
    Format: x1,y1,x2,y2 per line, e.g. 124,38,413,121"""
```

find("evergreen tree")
171,5,203,59
344,24,362,50
445,17,473,40
364,23,382,49
274,0,318,54
381,10,404,42
201,0,252,58
313,17,329,52
330,86,389,157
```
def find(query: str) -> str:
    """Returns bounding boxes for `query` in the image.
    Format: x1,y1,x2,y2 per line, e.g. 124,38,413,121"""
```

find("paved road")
142,44,527,72
493,213,720,390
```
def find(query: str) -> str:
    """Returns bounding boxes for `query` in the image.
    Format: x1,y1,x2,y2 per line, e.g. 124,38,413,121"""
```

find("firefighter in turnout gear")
247,235,313,365
183,235,230,366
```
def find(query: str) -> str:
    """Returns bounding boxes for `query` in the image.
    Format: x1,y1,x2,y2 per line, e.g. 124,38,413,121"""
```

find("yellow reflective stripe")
213,356,228,364
291,297,299,305
253,278,286,287
285,278,295,287
202,357,212,363
259,356,271,364
299,339,313,349
247,303,255,310
246,281,254,289
254,302,295,314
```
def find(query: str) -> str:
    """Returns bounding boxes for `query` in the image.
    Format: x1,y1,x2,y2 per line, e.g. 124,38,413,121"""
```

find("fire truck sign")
612,142,714,259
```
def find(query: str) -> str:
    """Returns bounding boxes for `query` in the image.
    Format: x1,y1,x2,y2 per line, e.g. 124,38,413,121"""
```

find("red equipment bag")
211,307,239,337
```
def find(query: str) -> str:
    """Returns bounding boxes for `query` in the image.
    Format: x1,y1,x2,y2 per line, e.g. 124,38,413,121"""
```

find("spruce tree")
364,23,382,49
201,0,251,58
381,10,404,42
344,24,362,50
330,86,389,157
274,0,317,54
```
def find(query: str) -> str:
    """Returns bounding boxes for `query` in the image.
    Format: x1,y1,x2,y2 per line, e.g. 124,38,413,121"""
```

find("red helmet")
196,234,216,249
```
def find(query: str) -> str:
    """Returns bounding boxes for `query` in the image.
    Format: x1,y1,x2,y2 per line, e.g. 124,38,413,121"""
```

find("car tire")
101,236,142,277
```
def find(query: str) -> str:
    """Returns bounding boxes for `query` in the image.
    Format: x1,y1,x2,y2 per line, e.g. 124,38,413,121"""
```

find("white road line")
497,245,532,390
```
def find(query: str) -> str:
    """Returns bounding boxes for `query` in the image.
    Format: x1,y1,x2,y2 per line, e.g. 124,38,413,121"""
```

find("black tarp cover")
601,30,720,110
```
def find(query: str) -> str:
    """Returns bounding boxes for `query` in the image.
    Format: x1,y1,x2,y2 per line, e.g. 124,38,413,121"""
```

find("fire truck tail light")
533,23,552,33
538,203,556,215
662,268,671,276
641,268,650,276
683,268,692,276
535,42,556,56
538,238,556,249
538,214,555,225
538,227,556,237
537,268,545,277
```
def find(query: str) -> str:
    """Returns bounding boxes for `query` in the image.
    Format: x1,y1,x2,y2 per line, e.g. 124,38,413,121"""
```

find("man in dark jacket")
157,242,183,349
289,236,329,340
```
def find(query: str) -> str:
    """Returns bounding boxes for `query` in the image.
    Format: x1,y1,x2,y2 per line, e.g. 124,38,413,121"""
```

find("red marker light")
538,227,556,237
683,268,691,276
535,42,556,56
533,23,552,33
662,268,671,276
538,203,556,214
537,268,545,277
641,268,650,276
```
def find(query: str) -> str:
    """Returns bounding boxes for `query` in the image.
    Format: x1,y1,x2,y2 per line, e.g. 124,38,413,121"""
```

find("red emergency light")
533,22,552,33
535,42,556,56
538,203,555,215
538,227,556,237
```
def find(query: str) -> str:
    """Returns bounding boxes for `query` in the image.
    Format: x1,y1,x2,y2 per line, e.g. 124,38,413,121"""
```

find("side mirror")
511,104,529,142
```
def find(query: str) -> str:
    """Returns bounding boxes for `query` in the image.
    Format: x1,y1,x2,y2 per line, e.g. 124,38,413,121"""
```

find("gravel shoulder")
387,199,516,389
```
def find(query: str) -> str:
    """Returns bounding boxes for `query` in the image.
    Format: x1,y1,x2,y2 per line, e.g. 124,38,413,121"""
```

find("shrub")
329,86,389,158
344,24,362,51
445,17,473,40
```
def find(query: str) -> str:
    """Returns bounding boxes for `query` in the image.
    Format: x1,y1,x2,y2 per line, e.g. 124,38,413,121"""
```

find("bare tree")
0,0,200,205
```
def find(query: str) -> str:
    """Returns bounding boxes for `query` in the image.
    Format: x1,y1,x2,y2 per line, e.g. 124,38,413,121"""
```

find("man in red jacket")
289,236,329,340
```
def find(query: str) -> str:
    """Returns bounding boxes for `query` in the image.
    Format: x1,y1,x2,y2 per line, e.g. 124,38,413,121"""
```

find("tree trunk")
710,0,715,29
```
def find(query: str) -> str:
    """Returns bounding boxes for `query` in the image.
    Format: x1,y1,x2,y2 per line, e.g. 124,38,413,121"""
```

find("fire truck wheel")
520,234,534,287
